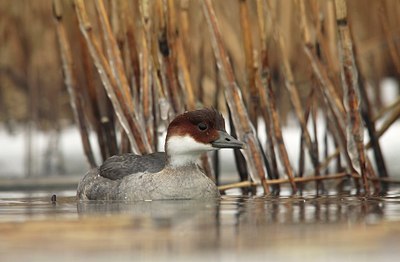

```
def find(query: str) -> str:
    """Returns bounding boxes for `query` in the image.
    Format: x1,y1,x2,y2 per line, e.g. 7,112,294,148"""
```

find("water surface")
1,189,400,261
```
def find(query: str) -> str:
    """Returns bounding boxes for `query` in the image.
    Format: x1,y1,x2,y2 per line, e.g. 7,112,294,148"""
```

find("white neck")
166,135,215,167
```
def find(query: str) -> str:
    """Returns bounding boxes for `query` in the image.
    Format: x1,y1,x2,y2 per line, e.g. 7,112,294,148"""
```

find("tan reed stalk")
123,1,141,95
159,0,182,114
202,0,272,194
303,49,345,123
256,0,266,55
95,0,133,110
277,32,320,173
53,0,96,167
141,30,155,151
74,0,151,154
255,0,280,184
379,2,400,75
218,172,359,192
75,8,106,159
176,35,196,110
138,0,156,151
316,95,354,173
151,0,171,113
296,0,312,45
179,0,190,61
302,48,355,177
299,0,344,125
324,0,340,75
259,53,297,193
238,0,258,127
297,90,312,194
296,0,324,191
166,0,177,55
310,1,341,85
356,58,388,191
297,0,345,130
147,6,169,149
153,0,164,71
255,75,279,182
237,0,264,191
92,4,124,154
220,171,400,192
311,85,322,190
78,22,115,160
298,90,313,178
323,112,330,175
266,1,320,184
257,1,300,193
334,0,369,193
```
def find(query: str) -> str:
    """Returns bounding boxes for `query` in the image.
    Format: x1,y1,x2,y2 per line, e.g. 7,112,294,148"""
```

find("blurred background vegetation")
1,0,398,130
0,0,399,190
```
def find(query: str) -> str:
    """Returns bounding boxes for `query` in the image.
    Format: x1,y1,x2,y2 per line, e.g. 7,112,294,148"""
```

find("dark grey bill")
211,131,244,149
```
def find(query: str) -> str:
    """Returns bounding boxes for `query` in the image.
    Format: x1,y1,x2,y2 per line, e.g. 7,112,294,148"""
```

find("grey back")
99,152,167,180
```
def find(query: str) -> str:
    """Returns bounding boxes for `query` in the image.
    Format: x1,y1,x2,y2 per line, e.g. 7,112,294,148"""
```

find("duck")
77,108,244,201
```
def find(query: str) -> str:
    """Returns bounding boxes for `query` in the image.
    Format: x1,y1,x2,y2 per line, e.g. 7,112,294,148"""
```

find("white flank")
166,135,215,167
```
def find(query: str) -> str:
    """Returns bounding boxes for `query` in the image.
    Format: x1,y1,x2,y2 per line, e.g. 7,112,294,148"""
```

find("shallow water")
1,189,400,261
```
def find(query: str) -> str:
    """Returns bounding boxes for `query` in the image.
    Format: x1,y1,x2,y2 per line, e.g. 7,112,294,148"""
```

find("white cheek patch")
166,135,216,167
167,135,214,155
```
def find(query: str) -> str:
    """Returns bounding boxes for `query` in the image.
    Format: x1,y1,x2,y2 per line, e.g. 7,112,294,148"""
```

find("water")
1,189,400,261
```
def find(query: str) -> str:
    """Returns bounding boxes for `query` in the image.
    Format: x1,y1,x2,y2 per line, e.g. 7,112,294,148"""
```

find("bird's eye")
197,123,208,131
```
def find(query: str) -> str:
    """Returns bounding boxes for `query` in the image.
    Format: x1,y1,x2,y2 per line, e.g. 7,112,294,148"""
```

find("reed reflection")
76,195,389,229
217,196,387,226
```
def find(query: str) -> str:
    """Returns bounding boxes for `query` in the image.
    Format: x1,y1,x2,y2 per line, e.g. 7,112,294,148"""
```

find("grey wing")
99,152,167,180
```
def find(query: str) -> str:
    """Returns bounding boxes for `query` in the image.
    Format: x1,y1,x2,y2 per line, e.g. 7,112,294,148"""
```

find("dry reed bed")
49,0,400,195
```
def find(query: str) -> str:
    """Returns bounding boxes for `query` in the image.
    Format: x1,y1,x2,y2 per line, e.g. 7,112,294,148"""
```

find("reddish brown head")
165,108,244,166
166,108,225,145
